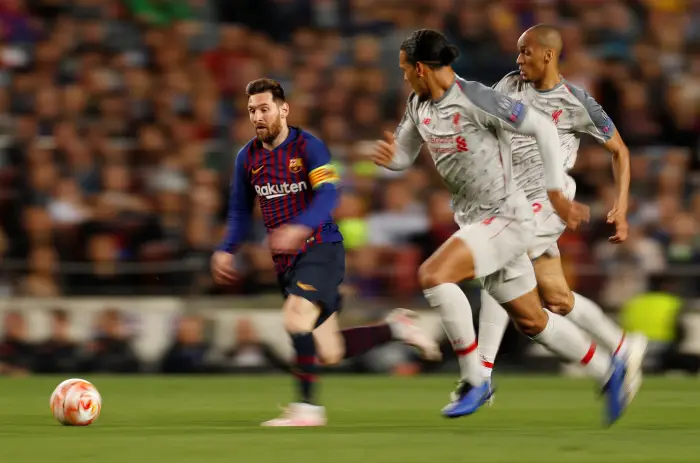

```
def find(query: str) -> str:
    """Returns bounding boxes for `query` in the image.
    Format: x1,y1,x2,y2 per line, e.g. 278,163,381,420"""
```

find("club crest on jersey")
288,158,303,173
551,109,563,125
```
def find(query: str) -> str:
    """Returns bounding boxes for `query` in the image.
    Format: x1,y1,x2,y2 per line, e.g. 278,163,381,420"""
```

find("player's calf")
283,295,321,333
533,255,575,315
313,312,345,366
506,290,549,337
420,237,482,388
314,310,440,365
502,289,606,379
542,284,647,403
505,294,630,425
283,295,322,405
540,286,574,315
534,255,643,392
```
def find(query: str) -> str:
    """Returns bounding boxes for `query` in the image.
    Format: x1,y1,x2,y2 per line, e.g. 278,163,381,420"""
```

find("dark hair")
245,78,286,102
400,29,460,69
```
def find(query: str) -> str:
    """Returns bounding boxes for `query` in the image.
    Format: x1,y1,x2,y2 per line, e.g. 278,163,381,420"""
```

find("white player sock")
567,292,627,358
532,311,611,382
423,283,482,386
478,290,510,379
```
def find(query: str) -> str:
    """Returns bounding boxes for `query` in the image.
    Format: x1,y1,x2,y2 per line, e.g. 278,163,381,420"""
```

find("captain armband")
308,164,340,189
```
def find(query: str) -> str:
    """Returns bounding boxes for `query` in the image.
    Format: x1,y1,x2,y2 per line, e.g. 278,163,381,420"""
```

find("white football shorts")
454,198,537,304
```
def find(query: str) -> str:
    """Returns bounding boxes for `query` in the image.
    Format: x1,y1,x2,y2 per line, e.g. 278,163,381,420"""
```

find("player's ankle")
614,333,628,359
481,360,494,379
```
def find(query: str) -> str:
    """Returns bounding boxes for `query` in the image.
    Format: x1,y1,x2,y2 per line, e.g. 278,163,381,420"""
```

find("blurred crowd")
0,307,437,375
0,0,699,308
3,302,698,377
0,307,291,375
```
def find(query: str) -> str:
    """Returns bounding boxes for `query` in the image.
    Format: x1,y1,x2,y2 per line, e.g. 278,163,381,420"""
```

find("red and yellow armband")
308,164,340,189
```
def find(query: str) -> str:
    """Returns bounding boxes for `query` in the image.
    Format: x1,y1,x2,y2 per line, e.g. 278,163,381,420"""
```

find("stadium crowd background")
0,0,699,374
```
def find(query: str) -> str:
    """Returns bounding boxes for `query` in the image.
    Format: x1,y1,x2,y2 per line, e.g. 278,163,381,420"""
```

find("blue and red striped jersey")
218,127,343,273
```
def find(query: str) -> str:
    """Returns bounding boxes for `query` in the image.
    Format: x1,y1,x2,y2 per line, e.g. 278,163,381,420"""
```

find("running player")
211,78,440,427
371,29,630,426
478,24,647,401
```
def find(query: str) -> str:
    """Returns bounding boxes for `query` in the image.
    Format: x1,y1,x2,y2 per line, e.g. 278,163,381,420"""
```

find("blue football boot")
442,380,494,418
603,356,628,427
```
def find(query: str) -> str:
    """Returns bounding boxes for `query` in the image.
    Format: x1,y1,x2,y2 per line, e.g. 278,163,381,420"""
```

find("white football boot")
261,403,327,427
386,308,442,361
622,332,648,405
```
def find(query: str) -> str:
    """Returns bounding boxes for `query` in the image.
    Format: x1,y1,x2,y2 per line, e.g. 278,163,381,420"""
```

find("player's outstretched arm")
372,102,423,170
212,149,254,284
602,131,630,243
567,85,629,243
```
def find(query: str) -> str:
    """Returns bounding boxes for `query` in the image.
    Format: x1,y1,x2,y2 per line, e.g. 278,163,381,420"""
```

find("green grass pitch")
0,375,698,462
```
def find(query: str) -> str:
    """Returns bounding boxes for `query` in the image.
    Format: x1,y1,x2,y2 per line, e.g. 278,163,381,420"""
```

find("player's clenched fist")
548,191,590,231
607,206,628,243
564,201,590,231
370,131,397,167
211,250,240,284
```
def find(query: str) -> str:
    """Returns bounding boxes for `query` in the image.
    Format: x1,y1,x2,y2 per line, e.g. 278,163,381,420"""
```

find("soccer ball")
50,378,102,426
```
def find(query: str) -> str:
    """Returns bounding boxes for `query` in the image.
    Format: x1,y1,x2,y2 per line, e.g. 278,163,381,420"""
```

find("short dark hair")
245,78,286,102
400,29,460,69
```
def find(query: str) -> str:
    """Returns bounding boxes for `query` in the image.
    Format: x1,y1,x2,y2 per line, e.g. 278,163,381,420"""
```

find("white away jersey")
395,76,531,225
494,71,616,201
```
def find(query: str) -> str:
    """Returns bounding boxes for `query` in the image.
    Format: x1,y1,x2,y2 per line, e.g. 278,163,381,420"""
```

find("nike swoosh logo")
297,282,317,291
252,166,264,174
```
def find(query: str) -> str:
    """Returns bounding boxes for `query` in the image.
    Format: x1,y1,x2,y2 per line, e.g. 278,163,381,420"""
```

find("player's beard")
256,116,282,144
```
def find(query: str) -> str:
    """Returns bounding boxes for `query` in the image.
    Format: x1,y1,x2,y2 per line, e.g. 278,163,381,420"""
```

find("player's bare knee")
317,348,343,366
512,308,548,337
542,289,574,315
418,261,438,289
283,298,318,334
283,314,308,334
418,260,457,289
314,335,344,366
312,315,344,365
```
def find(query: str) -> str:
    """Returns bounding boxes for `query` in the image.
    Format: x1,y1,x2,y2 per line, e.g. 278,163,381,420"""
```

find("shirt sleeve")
217,149,254,253
515,109,566,191
387,95,424,171
566,85,616,143
292,135,340,229
461,82,565,191
460,80,529,131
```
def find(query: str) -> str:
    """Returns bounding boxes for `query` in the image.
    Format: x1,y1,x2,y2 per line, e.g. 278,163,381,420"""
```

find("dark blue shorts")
278,242,345,327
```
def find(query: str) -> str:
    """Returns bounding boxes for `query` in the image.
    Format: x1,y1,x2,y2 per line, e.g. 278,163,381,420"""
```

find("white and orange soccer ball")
50,378,102,426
